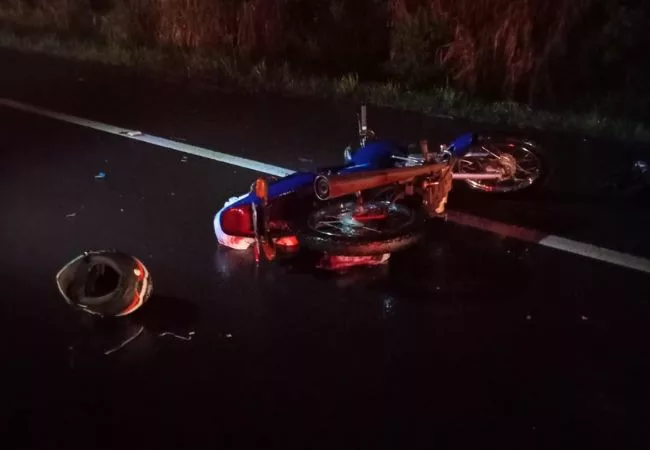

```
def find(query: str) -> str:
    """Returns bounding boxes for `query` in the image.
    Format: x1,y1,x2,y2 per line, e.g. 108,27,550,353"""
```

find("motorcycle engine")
421,169,453,217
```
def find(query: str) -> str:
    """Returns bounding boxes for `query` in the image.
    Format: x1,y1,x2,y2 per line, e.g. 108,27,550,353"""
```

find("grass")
0,24,649,143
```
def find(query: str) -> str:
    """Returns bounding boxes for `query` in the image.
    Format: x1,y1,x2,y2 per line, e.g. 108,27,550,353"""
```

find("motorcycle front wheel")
298,199,426,256
455,134,548,193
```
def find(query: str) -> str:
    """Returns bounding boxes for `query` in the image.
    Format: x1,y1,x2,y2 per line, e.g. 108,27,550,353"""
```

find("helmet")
56,250,153,318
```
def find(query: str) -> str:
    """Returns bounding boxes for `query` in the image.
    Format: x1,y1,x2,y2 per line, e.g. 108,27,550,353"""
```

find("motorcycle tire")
457,133,549,194
298,199,427,256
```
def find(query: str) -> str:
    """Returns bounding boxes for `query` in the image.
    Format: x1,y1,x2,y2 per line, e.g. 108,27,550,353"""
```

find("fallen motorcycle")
214,105,546,266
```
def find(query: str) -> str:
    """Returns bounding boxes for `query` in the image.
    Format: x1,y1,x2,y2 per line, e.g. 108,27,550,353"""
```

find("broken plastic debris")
66,212,77,218
94,171,106,179
159,331,195,341
104,326,145,355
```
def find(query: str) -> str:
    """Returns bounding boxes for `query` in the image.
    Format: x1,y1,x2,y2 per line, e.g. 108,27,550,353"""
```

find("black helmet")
56,250,153,318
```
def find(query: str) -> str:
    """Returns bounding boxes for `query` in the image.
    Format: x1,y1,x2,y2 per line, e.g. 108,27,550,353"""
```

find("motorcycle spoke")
480,145,502,160
308,200,415,239
315,219,381,234
315,221,347,231
457,140,542,192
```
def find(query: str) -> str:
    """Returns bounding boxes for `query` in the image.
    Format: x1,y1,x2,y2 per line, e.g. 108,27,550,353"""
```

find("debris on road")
526,314,532,320
181,155,188,163
94,171,106,179
159,331,195,341
634,160,648,175
581,315,589,321
104,326,145,355
225,333,233,339
120,208,125,213
67,296,199,360
605,159,650,195
66,212,77,218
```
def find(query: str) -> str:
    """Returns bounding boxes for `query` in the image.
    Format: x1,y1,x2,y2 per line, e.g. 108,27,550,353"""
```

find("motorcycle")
213,105,546,266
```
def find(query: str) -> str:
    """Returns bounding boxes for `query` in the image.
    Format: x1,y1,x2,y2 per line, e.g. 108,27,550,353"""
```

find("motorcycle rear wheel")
298,199,426,256
456,134,547,193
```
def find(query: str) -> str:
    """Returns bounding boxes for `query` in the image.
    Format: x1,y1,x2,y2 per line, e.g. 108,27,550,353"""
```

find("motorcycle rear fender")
215,171,317,249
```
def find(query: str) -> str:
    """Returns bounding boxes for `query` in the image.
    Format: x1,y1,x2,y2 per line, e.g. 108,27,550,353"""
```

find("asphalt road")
1,50,650,450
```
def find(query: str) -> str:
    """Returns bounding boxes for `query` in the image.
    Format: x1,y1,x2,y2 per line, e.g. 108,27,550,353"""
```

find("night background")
1,0,650,136
1,1,650,450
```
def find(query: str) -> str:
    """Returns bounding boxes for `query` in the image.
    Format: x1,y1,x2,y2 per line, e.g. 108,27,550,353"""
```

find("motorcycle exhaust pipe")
314,163,448,201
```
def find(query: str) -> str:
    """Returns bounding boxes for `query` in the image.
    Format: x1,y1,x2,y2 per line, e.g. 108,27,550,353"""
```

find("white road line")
0,98,295,178
538,235,650,274
446,211,650,275
2,97,649,275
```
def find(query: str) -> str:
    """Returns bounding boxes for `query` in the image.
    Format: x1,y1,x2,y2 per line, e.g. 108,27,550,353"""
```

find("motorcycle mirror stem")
358,104,368,147
420,139,430,162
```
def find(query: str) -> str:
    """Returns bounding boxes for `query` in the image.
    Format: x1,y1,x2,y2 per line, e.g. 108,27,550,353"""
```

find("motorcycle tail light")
221,205,254,236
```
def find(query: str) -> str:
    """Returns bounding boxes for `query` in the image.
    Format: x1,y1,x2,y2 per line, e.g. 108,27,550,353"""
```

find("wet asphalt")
1,50,650,450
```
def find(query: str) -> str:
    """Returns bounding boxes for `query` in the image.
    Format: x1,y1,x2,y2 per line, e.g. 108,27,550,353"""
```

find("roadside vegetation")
1,0,649,142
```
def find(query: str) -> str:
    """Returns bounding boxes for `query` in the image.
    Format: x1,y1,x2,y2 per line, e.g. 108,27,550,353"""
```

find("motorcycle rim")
457,137,544,193
299,199,425,256
307,200,416,240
